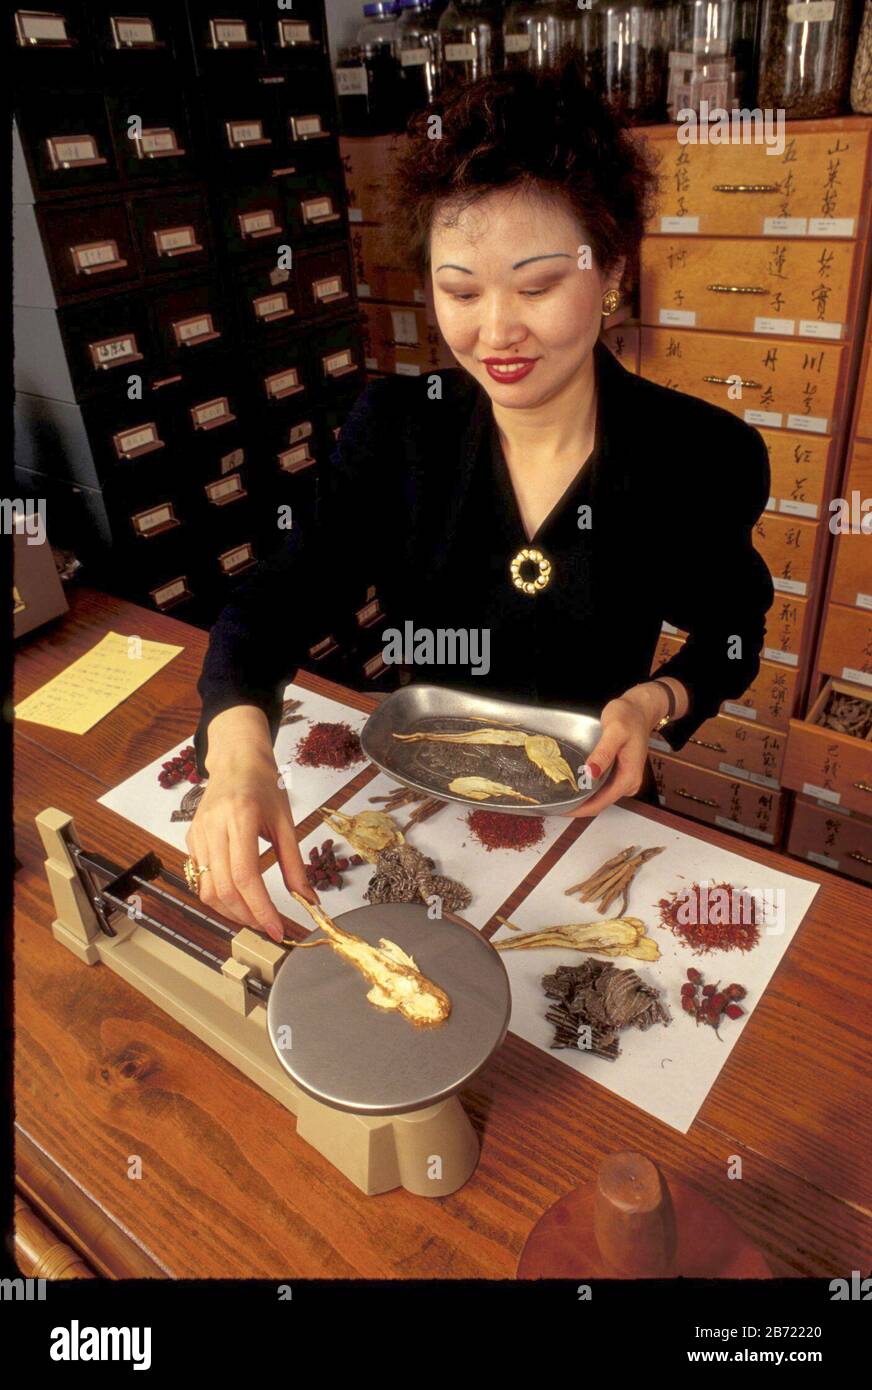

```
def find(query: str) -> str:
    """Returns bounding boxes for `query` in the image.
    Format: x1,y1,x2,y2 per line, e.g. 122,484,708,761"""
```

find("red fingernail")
586,761,602,780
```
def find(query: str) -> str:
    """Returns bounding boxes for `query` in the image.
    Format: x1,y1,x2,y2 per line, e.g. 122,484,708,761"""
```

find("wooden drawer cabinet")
651,712,785,787
762,428,832,520
649,751,786,845
651,630,799,729
640,327,846,435
645,120,871,239
817,604,872,686
829,439,872,609
787,795,872,886
753,512,821,598
641,237,858,340
782,677,872,815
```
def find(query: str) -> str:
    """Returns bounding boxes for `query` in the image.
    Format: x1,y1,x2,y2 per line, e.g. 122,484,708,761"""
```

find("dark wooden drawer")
37,197,139,298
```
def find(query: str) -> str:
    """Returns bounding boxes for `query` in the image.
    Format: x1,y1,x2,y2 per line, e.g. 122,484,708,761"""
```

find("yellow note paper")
15,631,183,734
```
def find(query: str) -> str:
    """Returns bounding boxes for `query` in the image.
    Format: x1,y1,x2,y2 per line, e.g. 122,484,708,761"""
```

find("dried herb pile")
295,721,365,769
657,882,762,954
816,690,872,738
365,843,471,913
542,959,670,1060
467,809,546,851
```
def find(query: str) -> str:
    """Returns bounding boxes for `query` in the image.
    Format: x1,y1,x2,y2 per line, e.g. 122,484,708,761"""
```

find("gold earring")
601,289,620,317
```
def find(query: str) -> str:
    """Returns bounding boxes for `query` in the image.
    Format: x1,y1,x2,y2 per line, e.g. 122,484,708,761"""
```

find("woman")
188,60,774,942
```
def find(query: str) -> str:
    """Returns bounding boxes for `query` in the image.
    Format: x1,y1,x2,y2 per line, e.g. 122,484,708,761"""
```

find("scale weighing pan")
360,683,612,815
267,902,512,1116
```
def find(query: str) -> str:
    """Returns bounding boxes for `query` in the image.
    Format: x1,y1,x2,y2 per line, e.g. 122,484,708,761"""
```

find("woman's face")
430,184,623,408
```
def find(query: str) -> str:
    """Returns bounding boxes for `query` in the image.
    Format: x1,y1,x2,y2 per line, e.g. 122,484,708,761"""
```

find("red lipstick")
480,356,539,384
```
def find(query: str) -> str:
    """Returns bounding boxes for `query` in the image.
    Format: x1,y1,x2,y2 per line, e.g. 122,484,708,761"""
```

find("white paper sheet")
97,684,369,856
490,804,821,1133
264,769,575,931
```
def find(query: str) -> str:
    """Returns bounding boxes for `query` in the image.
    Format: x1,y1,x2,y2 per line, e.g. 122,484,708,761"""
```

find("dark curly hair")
391,55,660,294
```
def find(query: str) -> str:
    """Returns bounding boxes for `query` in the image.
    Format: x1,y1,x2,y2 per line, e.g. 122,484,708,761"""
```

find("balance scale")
37,808,512,1198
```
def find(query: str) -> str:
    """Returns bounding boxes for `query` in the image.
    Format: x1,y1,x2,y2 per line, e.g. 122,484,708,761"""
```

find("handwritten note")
15,631,183,734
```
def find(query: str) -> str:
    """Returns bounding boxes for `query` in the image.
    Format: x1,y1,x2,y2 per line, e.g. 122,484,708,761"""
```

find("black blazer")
193,339,774,777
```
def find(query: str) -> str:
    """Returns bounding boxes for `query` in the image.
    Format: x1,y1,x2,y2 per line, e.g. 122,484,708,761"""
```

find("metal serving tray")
360,683,612,816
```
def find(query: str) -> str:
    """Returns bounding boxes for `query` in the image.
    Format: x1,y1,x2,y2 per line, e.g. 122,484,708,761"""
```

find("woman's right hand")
185,742,319,944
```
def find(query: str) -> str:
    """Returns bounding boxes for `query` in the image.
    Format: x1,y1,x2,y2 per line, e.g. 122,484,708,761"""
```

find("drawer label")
779,498,817,518
220,447,244,473
89,333,141,369
206,475,245,504
290,115,323,140
219,543,255,574
659,308,696,327
46,134,104,169
660,216,699,233
191,396,233,428
172,313,217,345
764,647,799,666
265,367,302,398
323,348,354,377
313,275,345,302
71,239,124,273
798,320,841,340
803,782,840,803
723,700,756,719
763,217,807,236
113,422,163,457
133,502,177,535
154,224,200,256
253,291,291,319
807,850,840,869
111,16,157,47
856,593,872,610
288,420,313,444
152,576,188,607
302,196,336,224
226,120,268,148
841,667,872,688
137,127,182,158
755,317,795,336
808,217,854,237
279,19,312,45
209,18,251,47
745,409,783,428
773,577,807,596
715,815,775,844
16,11,69,43
396,363,421,376
787,413,827,433
278,443,314,473
239,208,279,237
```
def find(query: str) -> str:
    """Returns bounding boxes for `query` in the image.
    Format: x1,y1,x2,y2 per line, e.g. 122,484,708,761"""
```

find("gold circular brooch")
510,546,552,595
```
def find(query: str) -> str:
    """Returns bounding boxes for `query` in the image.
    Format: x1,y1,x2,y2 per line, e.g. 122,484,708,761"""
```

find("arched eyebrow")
434,253,575,274
512,253,574,269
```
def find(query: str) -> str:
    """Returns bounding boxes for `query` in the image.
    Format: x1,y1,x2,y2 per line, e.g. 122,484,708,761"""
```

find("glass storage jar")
502,0,586,71
598,0,670,122
335,45,373,134
356,1,405,132
664,0,760,118
438,0,504,87
757,0,854,119
850,0,872,113
397,0,443,113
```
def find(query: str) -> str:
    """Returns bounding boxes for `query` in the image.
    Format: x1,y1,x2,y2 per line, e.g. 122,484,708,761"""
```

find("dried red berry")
725,1003,744,1020
686,967,702,983
680,983,697,997
702,984,716,996
709,993,727,1012
725,983,747,1001
681,997,697,1014
335,857,348,871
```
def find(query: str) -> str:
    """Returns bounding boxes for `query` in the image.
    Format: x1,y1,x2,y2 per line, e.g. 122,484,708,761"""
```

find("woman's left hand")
564,692,654,818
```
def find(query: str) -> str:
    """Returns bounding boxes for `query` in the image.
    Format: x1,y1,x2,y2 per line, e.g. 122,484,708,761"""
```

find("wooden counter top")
13,586,872,1277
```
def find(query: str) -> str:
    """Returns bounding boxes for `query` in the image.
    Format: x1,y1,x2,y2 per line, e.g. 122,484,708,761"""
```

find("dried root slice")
291,891,451,1027
523,734,579,791
319,808,404,863
448,776,540,803
494,915,660,961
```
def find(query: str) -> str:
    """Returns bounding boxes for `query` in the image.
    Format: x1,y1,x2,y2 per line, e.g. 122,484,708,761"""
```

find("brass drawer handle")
707,284,767,295
712,183,780,194
703,375,762,388
689,736,727,752
847,850,872,866
853,781,872,794
676,786,719,807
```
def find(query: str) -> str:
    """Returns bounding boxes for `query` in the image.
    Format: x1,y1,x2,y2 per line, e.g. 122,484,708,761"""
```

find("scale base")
38,808,480,1198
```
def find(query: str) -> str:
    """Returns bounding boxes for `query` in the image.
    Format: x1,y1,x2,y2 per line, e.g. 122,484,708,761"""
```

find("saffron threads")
657,881,762,954
295,721,365,769
467,808,546,851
